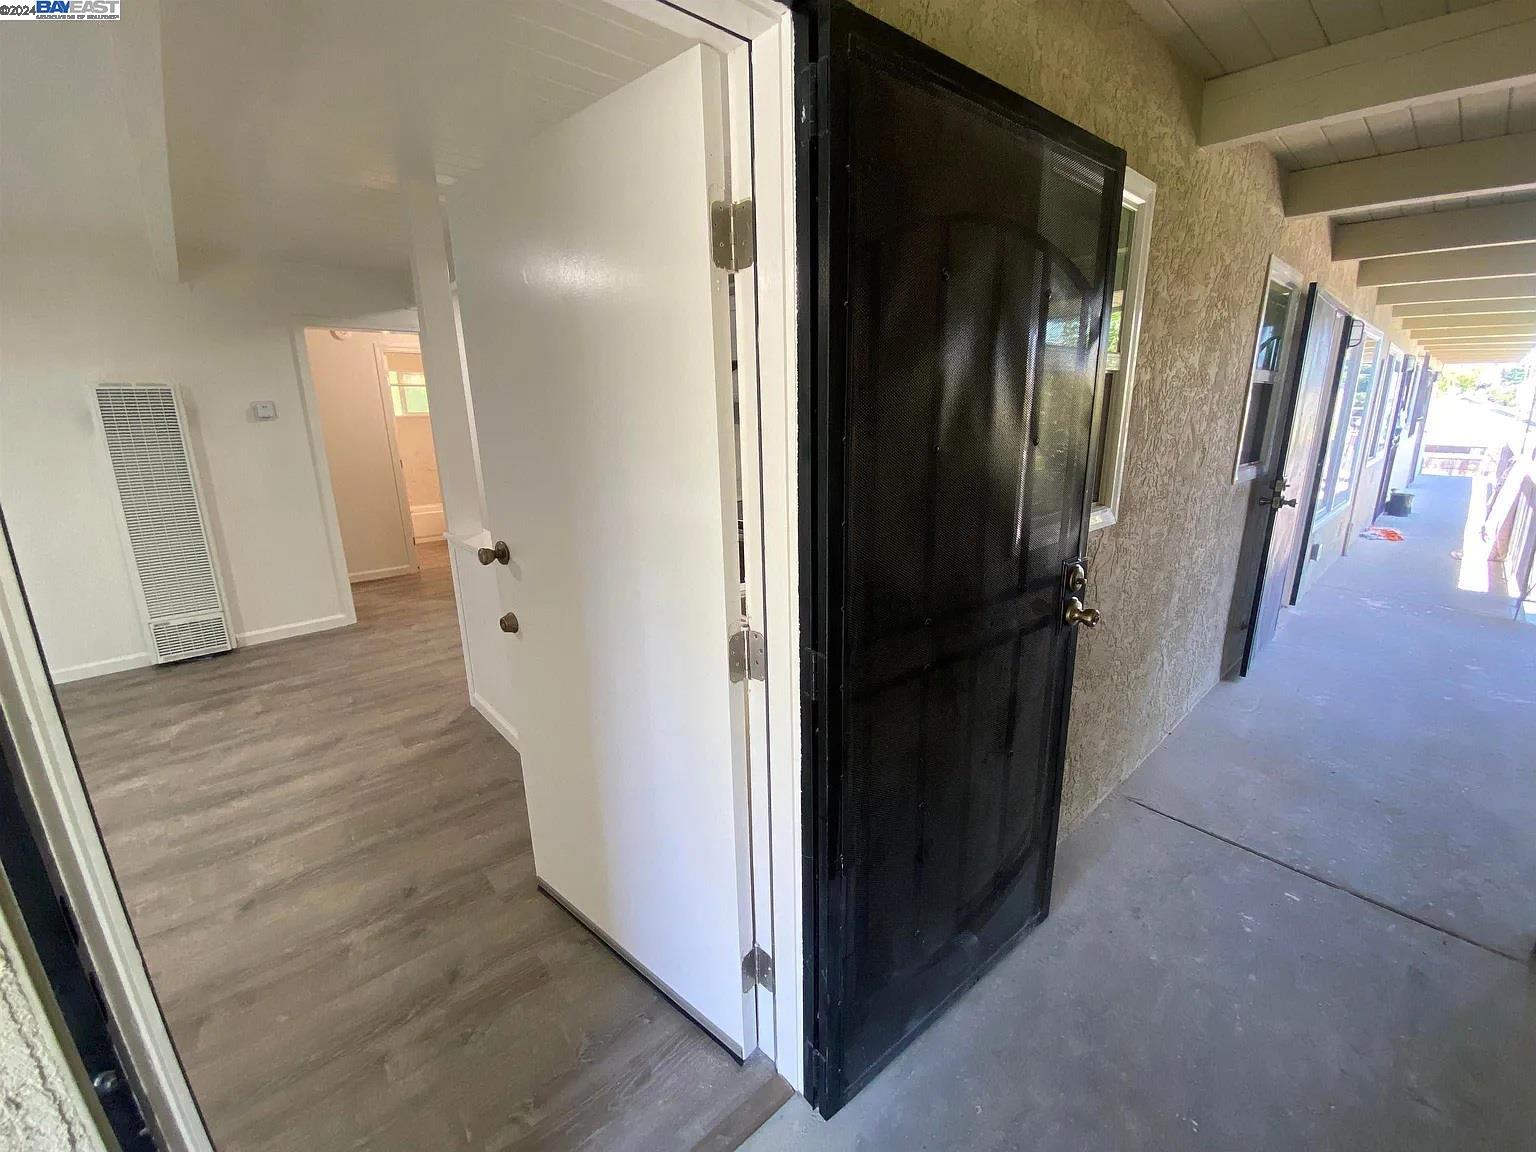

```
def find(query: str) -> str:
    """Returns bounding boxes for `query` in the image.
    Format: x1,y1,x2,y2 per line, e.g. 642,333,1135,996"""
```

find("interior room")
0,1,793,1149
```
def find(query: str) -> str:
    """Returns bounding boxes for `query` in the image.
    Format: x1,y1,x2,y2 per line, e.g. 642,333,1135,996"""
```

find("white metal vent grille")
95,385,233,664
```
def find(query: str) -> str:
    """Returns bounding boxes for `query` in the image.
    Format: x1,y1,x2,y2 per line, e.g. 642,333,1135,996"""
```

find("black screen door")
801,2,1124,1115
1241,287,1349,672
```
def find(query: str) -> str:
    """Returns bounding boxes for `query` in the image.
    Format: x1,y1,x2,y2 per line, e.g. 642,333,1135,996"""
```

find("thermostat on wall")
250,400,278,421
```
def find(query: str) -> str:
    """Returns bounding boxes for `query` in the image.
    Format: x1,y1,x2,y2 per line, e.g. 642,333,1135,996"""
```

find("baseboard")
348,565,415,584
471,691,521,750
236,612,352,647
50,651,153,684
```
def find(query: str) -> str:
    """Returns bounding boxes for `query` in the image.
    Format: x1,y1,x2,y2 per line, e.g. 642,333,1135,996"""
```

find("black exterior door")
1374,356,1418,519
1241,287,1349,673
799,1,1123,1115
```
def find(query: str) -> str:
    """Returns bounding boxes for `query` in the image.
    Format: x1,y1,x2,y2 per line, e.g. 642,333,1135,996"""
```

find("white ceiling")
0,29,151,252
1125,0,1501,79
158,0,691,273
1269,80,1536,172
1126,0,1532,203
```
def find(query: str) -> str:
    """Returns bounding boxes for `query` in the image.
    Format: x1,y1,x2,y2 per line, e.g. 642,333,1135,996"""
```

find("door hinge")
802,647,826,702
711,198,755,272
742,944,775,993
728,628,766,683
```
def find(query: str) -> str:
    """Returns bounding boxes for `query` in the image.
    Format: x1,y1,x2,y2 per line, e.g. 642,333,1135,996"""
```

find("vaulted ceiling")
1128,0,1536,365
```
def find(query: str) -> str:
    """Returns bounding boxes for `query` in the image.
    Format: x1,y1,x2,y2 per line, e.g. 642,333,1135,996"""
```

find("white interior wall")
0,28,419,682
0,239,416,681
306,328,422,580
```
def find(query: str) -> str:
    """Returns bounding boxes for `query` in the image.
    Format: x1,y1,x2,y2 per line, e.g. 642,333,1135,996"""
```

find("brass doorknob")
499,611,520,634
478,540,510,566
1065,597,1101,628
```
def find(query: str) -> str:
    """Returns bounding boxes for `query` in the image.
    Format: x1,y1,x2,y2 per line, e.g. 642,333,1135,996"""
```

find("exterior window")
1315,327,1382,514
1368,349,1404,459
1090,167,1155,532
1234,257,1305,479
385,348,429,415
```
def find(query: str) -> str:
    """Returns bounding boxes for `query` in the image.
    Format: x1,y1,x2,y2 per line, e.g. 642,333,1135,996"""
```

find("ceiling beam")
1357,242,1536,287
108,0,178,281
1377,276,1536,304
1420,353,1534,364
1409,325,1536,340
1334,201,1536,261
1394,299,1536,318
1200,0,1536,148
1399,311,1536,328
1413,331,1536,340
1419,342,1536,353
1285,132,1536,218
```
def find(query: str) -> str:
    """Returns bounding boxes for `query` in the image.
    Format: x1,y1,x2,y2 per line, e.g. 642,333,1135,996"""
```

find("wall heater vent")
94,384,233,664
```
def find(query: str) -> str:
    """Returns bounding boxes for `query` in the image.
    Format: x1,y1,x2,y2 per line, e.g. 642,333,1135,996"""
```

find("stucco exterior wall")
848,0,1417,828
0,895,105,1152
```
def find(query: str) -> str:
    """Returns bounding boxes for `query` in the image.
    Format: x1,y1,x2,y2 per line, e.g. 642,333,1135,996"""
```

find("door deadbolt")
499,611,520,634
478,540,511,566
1257,478,1298,509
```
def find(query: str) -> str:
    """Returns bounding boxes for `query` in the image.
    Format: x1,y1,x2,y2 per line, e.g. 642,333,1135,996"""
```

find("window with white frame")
1090,167,1155,531
1233,256,1306,481
384,348,429,416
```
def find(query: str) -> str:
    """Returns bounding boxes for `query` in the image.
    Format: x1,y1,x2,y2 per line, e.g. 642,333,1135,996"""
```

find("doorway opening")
307,326,445,586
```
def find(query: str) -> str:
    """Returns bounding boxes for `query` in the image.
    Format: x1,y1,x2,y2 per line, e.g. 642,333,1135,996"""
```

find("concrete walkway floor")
746,475,1536,1151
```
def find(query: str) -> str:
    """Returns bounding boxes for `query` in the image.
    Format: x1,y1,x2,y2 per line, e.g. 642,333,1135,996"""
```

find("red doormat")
1360,526,1405,541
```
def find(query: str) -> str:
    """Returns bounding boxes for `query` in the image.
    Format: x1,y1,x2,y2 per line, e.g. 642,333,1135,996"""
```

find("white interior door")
448,44,753,1052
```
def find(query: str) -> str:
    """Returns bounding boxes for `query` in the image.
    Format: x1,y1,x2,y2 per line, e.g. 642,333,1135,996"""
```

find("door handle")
1064,597,1101,628
499,611,520,634
478,540,510,565
1257,477,1298,509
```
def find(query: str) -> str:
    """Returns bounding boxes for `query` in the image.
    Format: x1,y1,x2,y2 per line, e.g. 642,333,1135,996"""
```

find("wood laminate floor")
58,542,787,1152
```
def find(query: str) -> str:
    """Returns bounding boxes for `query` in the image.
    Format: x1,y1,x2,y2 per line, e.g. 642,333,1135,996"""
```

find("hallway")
748,475,1536,1150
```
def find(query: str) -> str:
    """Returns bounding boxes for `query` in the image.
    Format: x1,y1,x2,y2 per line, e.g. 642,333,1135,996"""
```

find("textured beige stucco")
848,0,1416,829
0,895,105,1152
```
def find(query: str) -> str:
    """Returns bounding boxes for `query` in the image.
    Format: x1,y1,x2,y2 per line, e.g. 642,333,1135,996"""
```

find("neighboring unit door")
448,45,753,1053
1241,287,1349,673
1376,356,1417,517
1346,348,1402,543
803,2,1123,1115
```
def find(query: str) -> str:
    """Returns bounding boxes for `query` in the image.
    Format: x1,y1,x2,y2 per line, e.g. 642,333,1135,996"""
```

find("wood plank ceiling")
1126,0,1536,364
158,0,690,274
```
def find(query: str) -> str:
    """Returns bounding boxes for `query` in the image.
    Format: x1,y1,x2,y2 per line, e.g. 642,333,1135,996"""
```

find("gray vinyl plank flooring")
58,543,786,1152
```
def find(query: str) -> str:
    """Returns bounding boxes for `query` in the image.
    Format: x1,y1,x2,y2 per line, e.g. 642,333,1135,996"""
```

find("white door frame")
367,338,422,576
0,6,802,1152
620,0,802,1089
291,321,425,598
